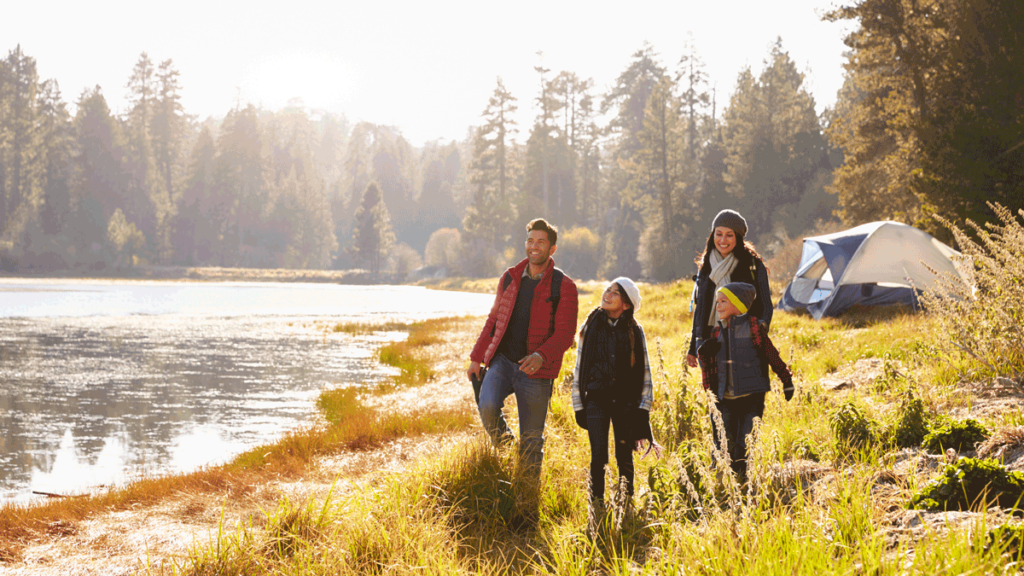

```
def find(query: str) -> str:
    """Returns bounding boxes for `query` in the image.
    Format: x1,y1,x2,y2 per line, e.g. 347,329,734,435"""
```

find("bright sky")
5,0,851,147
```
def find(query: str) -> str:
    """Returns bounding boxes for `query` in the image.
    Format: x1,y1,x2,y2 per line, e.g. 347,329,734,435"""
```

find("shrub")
922,418,990,454
887,392,930,448
920,202,1024,380
910,457,1024,511
557,226,601,280
829,401,878,449
986,523,1024,556
423,228,460,270
384,242,423,279
791,437,821,462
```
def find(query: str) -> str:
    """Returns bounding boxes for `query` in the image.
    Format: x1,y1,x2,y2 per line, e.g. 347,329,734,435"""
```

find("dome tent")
777,221,965,319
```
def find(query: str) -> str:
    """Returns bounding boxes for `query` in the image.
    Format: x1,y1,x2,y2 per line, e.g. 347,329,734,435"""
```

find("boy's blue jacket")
696,314,793,400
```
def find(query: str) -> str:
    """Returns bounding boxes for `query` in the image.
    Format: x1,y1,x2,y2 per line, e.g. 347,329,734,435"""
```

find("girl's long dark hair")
694,230,763,272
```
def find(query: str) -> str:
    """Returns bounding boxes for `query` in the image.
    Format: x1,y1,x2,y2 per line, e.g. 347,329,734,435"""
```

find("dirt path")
0,319,484,576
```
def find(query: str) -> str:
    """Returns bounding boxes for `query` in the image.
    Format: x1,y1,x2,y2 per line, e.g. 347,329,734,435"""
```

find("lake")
0,280,493,503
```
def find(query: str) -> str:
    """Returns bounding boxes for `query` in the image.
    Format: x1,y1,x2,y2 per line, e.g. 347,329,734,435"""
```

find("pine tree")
913,0,1024,230
123,52,158,255
600,43,667,278
173,126,216,264
632,76,689,280
212,104,271,266
602,43,667,163
676,33,711,163
825,0,953,225
416,141,460,242
37,79,74,236
575,90,601,229
151,59,188,262
350,181,394,274
463,77,518,265
721,39,824,240
1,45,42,240
71,86,127,250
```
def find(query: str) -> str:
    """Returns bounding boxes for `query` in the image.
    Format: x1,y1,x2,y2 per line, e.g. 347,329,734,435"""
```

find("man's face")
525,230,556,266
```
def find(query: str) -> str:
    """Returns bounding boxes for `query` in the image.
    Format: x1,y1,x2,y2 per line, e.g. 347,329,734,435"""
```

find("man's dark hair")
526,218,558,245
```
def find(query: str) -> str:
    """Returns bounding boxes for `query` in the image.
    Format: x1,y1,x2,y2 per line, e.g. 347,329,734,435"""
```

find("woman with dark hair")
685,210,773,369
571,277,659,513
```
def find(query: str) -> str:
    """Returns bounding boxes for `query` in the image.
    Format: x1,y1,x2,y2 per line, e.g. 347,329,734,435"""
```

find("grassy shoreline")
163,280,1024,574
0,316,480,566
3,277,1023,573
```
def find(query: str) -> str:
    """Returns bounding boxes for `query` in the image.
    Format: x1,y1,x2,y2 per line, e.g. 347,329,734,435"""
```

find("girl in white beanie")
571,277,660,511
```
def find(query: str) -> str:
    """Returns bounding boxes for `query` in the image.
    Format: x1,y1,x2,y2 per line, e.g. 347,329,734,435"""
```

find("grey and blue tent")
778,221,965,319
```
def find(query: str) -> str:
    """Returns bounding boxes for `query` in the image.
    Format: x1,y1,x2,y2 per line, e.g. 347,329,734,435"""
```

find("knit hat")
717,282,755,314
711,209,748,237
611,277,641,312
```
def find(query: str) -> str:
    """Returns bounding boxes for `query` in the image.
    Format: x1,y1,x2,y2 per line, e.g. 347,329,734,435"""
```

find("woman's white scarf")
707,249,738,327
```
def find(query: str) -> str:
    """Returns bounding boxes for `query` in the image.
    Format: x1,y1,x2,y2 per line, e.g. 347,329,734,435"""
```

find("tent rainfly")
777,221,966,319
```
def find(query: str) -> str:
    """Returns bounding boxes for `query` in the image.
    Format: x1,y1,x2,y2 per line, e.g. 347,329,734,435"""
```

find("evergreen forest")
0,0,1020,282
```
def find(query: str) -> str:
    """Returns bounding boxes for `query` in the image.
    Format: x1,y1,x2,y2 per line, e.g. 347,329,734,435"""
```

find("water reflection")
0,281,493,503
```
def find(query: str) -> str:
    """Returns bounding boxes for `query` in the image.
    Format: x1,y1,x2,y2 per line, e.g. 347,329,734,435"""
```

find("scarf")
577,308,637,402
707,249,738,327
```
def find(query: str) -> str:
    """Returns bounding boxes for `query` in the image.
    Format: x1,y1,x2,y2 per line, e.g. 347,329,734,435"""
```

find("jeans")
711,392,766,478
478,354,553,475
585,396,634,504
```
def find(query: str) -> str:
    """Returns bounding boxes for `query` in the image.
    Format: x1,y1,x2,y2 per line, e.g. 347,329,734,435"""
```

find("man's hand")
467,361,483,381
635,439,663,458
686,354,698,368
518,352,544,375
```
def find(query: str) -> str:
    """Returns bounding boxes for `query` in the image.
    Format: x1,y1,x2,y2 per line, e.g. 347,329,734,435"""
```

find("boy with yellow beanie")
697,281,794,480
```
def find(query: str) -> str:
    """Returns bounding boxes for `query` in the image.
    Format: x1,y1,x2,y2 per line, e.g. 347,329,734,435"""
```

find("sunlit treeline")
1,0,1020,281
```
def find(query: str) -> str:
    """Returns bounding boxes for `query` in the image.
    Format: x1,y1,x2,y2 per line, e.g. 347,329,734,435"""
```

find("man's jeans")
477,354,553,474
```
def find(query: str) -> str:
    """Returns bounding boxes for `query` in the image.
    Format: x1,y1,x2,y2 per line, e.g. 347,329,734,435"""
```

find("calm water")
0,280,493,503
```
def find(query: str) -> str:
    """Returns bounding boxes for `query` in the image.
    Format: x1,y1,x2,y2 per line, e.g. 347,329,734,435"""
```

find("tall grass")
154,268,1024,575
921,202,1024,382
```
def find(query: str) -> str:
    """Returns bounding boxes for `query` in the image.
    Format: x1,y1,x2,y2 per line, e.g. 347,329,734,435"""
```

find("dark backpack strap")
546,268,564,336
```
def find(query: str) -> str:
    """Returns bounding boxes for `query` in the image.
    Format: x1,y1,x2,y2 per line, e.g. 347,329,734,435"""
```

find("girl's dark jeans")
585,396,634,504
711,391,766,479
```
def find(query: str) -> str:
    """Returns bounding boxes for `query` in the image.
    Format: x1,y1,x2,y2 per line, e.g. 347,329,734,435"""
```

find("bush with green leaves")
887,392,930,448
791,437,821,462
922,418,990,454
829,401,878,449
910,457,1024,511
986,523,1024,556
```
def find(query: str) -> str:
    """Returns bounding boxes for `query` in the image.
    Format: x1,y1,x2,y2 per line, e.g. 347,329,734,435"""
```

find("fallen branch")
31,491,87,499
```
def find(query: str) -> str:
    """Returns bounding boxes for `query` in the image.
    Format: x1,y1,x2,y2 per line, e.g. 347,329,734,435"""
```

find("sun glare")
240,52,353,110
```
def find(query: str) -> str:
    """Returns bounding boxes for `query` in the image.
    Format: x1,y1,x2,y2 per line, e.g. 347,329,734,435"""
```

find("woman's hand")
686,354,698,368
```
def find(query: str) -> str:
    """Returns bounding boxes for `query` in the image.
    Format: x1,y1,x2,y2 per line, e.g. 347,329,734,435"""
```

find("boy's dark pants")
585,396,634,504
711,392,766,479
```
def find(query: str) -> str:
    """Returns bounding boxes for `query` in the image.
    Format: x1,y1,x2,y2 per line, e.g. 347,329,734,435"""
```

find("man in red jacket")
467,218,579,477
